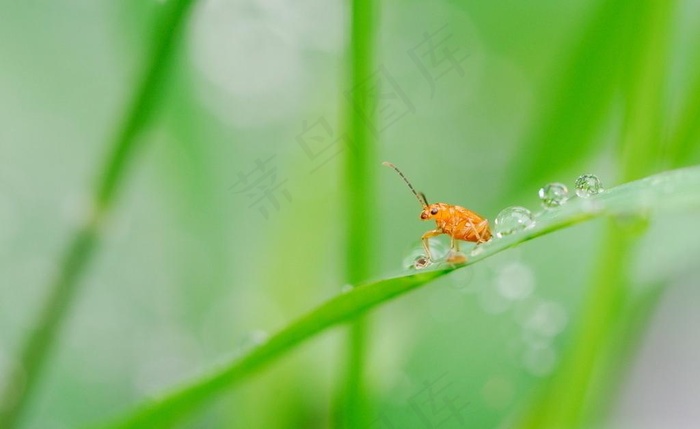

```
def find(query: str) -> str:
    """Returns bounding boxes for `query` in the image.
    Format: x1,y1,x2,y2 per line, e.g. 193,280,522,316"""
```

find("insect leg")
468,219,489,243
475,219,490,243
466,219,480,241
421,229,443,260
446,234,466,264
450,235,460,252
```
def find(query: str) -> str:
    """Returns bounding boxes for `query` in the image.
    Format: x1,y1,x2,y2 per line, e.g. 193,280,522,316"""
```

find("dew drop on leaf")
575,174,604,197
538,183,569,208
413,255,432,270
494,206,535,238
470,245,485,257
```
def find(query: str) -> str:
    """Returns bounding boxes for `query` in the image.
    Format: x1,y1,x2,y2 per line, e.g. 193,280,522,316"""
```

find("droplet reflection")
495,262,535,300
413,255,432,270
494,207,535,238
523,346,557,377
538,183,569,208
575,174,604,197
522,301,569,337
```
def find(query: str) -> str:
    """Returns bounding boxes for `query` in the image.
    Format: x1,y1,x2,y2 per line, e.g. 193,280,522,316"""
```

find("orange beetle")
383,162,491,262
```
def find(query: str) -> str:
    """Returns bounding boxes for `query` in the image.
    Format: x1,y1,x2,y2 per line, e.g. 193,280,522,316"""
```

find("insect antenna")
382,161,429,208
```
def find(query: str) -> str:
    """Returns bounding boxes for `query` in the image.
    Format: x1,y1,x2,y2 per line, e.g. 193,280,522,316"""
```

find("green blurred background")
1,0,700,428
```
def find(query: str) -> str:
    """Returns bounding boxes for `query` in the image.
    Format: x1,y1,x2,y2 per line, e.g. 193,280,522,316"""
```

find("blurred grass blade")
619,0,675,181
666,62,700,167
585,283,667,426
95,269,456,429
0,1,197,427
94,165,700,429
505,0,631,197
340,0,377,427
518,2,676,428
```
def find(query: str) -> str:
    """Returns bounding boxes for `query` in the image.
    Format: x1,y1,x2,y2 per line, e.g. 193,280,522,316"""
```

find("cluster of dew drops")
413,174,604,270
495,173,604,237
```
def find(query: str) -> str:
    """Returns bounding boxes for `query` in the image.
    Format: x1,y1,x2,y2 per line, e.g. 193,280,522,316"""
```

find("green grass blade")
585,282,667,427
519,3,676,427
0,2,197,427
666,64,700,167
619,0,675,182
340,0,377,427
93,268,454,429
344,2,377,285
504,0,633,197
93,165,700,429
95,0,196,207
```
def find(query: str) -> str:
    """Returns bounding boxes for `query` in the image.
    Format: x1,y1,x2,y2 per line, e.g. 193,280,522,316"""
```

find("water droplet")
538,183,569,208
521,301,568,337
449,266,475,291
478,284,511,314
495,262,535,300
575,174,604,197
520,328,551,350
470,246,485,257
403,241,446,269
413,255,432,270
341,284,354,294
426,239,449,260
494,207,535,238
522,346,557,377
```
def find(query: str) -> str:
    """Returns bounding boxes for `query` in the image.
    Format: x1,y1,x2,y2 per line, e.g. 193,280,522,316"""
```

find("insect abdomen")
439,206,492,243
454,222,491,242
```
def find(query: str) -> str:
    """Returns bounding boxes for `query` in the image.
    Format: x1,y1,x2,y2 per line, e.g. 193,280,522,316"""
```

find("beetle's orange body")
383,161,492,263
421,202,491,243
